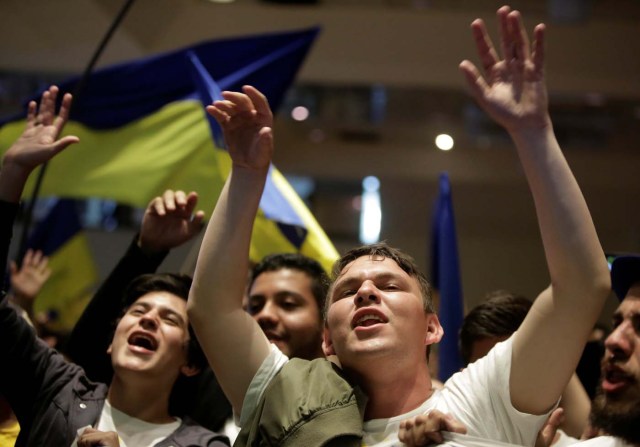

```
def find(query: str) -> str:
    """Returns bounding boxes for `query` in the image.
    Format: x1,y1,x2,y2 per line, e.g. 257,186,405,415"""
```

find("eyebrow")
332,272,405,293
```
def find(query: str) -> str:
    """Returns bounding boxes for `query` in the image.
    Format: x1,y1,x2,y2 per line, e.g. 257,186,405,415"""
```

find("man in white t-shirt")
187,5,610,447
417,256,640,447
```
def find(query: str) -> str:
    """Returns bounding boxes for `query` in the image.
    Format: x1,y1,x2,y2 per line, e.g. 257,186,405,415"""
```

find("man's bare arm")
187,86,275,411
460,7,610,414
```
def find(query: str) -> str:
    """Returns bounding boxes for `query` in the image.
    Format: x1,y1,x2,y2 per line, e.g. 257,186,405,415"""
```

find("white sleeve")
237,344,288,427
439,334,554,445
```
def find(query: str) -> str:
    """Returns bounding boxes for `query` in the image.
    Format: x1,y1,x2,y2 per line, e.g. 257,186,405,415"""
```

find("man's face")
108,292,194,382
247,268,323,360
323,256,442,369
590,289,640,444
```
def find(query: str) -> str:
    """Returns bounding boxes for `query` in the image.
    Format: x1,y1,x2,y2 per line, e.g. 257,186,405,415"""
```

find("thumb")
51,135,80,154
258,127,274,152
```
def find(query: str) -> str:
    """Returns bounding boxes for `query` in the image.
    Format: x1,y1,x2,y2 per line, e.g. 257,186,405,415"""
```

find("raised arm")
187,86,274,411
0,85,78,418
459,6,610,414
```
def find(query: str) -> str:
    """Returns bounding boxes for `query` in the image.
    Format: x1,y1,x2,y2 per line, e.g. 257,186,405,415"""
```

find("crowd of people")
0,5,638,447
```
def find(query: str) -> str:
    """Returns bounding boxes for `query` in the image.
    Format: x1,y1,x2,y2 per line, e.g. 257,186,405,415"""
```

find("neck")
348,359,434,420
107,374,175,424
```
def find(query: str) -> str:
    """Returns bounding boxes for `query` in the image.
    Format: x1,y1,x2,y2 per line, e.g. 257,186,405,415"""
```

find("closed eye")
163,316,179,326
339,289,356,298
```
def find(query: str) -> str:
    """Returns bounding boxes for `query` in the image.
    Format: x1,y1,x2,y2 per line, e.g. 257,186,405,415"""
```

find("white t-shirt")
72,400,181,447
240,337,550,446
568,437,634,447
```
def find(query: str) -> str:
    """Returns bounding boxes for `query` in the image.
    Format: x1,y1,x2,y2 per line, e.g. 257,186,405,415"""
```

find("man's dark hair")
249,253,330,313
459,290,532,365
328,242,434,319
122,273,207,371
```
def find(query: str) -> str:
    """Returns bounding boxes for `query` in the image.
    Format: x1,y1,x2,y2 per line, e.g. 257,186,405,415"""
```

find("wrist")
0,159,32,203
136,236,165,257
10,292,34,312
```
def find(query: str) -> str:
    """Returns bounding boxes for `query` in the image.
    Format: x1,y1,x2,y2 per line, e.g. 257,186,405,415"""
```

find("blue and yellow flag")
431,172,464,381
0,27,338,272
26,199,99,331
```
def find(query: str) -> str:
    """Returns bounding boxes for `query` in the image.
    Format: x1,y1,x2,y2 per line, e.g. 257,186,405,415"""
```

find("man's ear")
180,364,201,378
425,313,444,346
322,326,336,356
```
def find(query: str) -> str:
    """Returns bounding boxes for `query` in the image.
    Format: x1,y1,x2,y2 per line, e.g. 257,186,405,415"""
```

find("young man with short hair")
0,86,228,447
188,6,610,446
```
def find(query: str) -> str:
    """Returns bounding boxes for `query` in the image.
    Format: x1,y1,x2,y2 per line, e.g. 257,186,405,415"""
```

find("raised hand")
9,249,51,311
138,189,205,254
459,6,550,133
0,85,79,202
206,85,273,172
4,85,79,173
399,409,467,446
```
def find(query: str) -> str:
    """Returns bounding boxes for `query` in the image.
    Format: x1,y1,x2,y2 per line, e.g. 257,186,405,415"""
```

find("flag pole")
17,0,138,265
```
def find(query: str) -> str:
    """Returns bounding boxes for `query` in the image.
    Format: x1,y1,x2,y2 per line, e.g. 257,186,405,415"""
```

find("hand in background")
9,249,51,315
138,189,205,255
206,85,273,173
0,85,79,202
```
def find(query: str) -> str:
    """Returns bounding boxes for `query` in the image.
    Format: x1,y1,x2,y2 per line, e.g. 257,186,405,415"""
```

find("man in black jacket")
0,85,228,447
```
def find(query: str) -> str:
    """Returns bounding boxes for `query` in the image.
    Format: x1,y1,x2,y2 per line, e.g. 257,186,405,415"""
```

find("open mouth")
355,315,384,327
602,365,635,393
127,332,158,352
351,309,388,329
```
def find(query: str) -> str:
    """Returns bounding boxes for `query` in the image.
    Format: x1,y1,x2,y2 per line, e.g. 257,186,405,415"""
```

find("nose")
354,279,381,306
604,321,633,360
139,310,159,331
255,301,279,329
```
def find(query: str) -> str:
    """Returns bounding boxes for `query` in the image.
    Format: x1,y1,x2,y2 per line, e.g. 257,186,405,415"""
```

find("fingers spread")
532,24,546,76
53,92,73,132
26,101,37,127
508,10,530,61
470,19,499,76
459,60,489,100
497,5,513,61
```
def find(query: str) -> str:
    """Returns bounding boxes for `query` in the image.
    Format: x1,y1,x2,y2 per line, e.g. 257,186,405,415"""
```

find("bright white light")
291,106,309,121
362,175,380,192
435,133,454,151
359,176,381,244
